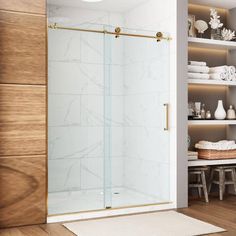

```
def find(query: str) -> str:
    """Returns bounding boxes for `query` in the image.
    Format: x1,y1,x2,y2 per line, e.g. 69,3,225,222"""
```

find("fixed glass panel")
104,27,170,208
48,24,107,215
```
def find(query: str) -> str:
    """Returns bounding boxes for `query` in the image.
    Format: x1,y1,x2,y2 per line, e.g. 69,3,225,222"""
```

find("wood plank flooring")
0,195,235,235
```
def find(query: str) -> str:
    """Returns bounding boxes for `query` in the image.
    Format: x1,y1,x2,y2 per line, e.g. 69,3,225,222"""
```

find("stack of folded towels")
195,140,236,150
188,61,236,81
188,61,210,80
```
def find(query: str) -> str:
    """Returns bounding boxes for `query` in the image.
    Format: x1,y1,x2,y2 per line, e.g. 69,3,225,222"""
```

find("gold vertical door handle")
164,103,169,131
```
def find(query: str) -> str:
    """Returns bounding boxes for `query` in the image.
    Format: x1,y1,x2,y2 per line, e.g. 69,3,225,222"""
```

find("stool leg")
231,168,236,194
197,174,202,198
219,169,225,201
201,170,209,203
208,168,214,193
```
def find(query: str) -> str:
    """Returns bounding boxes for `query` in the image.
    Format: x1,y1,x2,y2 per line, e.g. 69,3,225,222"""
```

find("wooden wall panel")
0,0,47,228
0,11,46,85
0,0,46,15
0,84,46,156
0,155,46,227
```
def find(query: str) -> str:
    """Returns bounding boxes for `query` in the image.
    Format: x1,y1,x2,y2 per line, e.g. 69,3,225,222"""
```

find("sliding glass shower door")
48,24,170,215
104,27,170,208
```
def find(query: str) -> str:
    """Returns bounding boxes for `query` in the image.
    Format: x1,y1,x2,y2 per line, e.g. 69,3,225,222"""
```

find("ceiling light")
81,0,103,2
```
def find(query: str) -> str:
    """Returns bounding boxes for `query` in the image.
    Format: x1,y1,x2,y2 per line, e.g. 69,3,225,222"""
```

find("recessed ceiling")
189,0,236,9
47,0,147,13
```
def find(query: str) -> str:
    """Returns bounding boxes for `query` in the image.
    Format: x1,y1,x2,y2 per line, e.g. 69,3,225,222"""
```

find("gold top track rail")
48,23,172,42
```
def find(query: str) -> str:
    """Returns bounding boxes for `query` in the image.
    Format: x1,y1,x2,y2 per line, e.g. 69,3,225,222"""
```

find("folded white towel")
209,72,227,80
195,140,236,150
188,73,210,80
188,65,210,74
209,66,228,74
189,61,207,66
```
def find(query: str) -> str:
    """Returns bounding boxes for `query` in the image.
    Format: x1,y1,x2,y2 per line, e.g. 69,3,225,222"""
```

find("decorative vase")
227,105,236,120
211,28,221,40
206,110,212,119
214,100,226,120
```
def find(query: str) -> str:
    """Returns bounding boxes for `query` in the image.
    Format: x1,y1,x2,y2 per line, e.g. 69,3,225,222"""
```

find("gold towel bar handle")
164,103,169,131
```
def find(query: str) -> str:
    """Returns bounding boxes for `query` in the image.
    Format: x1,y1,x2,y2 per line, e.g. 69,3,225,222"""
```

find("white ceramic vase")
214,100,226,120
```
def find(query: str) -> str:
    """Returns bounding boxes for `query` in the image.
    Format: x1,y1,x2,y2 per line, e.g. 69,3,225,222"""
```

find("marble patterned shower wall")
48,5,124,193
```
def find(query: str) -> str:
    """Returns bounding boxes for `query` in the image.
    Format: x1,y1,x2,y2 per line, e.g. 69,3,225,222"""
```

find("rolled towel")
189,61,207,66
209,66,228,74
229,66,236,74
232,73,236,81
228,66,236,81
188,73,209,80
209,72,227,81
188,65,209,74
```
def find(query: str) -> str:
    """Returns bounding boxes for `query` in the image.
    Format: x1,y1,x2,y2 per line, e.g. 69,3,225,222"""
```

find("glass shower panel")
48,23,170,215
48,24,107,215
104,27,170,208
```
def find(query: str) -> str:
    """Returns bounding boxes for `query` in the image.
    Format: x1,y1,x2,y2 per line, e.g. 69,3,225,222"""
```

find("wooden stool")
188,167,209,203
208,165,236,200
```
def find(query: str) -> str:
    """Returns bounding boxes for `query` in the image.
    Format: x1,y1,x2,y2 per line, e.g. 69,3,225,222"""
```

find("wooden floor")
178,195,236,236
0,195,235,236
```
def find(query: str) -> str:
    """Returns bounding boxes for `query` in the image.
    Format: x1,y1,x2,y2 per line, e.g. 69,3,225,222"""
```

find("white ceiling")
47,0,147,12
189,0,236,9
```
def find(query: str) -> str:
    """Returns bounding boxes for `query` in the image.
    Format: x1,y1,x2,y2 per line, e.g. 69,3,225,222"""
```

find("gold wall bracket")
115,27,121,38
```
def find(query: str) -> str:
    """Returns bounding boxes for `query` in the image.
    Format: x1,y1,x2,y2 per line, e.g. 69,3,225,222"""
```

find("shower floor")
48,188,162,215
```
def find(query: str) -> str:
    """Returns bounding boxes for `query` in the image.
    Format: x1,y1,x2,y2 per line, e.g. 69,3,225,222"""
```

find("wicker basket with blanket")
195,140,236,160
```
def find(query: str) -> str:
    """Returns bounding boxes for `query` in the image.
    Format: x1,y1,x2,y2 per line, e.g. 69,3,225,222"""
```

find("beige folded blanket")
195,140,236,150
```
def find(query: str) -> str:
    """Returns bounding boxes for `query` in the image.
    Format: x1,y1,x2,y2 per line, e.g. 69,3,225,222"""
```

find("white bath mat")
63,210,225,236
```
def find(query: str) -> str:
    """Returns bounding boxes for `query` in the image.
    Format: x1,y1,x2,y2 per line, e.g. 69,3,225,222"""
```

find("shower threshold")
47,188,174,223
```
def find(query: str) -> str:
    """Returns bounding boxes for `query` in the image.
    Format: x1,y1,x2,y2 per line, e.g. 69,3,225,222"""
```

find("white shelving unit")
188,37,236,50
188,79,236,86
188,1,236,167
188,158,236,167
188,120,236,125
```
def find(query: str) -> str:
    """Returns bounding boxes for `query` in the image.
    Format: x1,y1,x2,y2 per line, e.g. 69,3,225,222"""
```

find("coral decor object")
209,8,223,30
221,28,236,41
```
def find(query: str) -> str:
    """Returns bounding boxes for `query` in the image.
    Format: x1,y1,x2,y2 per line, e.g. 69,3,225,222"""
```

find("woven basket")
197,149,236,160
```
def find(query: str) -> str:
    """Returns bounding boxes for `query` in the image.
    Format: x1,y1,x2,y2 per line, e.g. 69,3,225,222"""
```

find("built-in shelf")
188,37,236,50
188,79,236,86
188,120,236,125
188,158,236,167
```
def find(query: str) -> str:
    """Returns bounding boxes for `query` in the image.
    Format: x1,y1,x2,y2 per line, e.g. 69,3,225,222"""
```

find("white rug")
63,210,225,236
